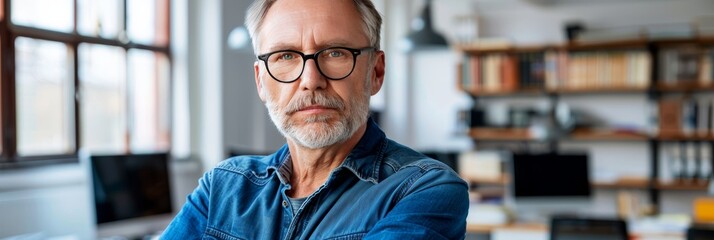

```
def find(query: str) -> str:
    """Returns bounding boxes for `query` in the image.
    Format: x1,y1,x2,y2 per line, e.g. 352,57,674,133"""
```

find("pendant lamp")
403,0,448,51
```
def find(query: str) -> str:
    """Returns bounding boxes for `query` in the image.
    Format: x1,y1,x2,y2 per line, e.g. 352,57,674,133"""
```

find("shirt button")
282,200,288,208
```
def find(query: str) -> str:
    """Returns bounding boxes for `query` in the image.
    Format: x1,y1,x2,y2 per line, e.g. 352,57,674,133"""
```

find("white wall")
221,1,284,156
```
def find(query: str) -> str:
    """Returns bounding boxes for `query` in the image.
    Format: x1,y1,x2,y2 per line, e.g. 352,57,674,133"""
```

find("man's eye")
327,50,345,58
279,53,295,60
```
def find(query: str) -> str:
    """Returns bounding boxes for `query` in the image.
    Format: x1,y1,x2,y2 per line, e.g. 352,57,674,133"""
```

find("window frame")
0,0,172,168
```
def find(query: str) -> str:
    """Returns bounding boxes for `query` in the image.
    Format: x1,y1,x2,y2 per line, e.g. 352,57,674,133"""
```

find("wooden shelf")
455,42,514,54
469,128,536,141
656,82,714,92
554,86,650,94
457,43,559,55
566,39,648,51
650,38,702,46
593,177,649,189
467,223,547,234
469,127,651,142
569,128,650,141
465,175,709,191
699,36,714,44
467,88,546,97
657,181,710,191
656,132,714,141
593,178,710,191
458,38,714,55
466,224,501,234
466,86,653,97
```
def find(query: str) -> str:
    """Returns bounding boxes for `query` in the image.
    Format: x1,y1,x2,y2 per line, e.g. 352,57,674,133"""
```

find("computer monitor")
508,152,592,221
83,152,174,239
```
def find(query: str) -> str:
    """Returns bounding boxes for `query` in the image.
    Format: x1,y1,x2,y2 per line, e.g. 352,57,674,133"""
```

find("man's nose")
299,59,328,90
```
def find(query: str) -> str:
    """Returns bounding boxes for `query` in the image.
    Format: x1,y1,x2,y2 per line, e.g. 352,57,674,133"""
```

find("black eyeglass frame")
257,46,376,83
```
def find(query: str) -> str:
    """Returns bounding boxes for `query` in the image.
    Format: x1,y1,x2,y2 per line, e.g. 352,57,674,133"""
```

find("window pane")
128,49,170,152
127,0,169,46
11,0,73,32
15,37,74,156
78,0,123,39
79,44,127,153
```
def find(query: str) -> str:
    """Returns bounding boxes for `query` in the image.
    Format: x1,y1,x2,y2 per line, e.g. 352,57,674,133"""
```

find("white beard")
263,77,371,149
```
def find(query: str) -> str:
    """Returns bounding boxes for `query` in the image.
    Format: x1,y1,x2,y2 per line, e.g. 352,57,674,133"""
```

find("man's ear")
370,51,385,96
254,61,266,103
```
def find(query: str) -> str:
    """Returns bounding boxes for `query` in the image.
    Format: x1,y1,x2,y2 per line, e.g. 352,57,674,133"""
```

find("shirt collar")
272,117,386,185
338,117,386,184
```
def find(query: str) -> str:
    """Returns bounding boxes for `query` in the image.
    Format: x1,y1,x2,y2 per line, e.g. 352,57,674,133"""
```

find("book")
471,55,481,92
659,98,683,136
459,56,469,91
700,50,712,86
502,54,518,91
681,98,698,136
659,47,700,85
698,98,711,137
709,98,714,135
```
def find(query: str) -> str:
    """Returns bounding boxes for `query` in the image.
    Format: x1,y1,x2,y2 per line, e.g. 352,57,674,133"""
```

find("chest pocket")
325,232,367,240
203,228,247,240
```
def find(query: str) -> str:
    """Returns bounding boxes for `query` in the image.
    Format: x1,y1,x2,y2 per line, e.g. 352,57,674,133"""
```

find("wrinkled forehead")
257,0,369,53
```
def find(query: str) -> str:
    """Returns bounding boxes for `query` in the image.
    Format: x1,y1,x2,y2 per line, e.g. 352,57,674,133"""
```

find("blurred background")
0,0,713,239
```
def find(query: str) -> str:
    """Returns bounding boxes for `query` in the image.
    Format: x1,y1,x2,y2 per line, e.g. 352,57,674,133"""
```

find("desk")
467,223,546,234
467,222,686,240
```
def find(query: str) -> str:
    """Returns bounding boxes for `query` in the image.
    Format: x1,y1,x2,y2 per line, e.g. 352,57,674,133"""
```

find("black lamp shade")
404,0,448,50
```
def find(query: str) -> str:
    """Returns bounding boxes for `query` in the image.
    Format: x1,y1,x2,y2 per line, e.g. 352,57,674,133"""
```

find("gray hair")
245,0,382,55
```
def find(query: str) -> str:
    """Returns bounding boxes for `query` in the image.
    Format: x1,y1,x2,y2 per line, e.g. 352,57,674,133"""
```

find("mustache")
285,92,345,114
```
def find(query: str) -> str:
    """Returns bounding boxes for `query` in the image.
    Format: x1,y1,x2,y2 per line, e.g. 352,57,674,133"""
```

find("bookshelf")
457,38,714,214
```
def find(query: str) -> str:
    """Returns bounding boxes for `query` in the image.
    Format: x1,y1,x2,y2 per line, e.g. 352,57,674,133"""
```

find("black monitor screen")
512,153,591,198
90,153,172,224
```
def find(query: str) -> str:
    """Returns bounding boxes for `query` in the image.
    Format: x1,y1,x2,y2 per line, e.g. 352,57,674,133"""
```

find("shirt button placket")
282,200,288,208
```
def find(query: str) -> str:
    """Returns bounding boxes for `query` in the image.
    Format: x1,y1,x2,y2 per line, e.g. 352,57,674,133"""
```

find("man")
162,0,468,239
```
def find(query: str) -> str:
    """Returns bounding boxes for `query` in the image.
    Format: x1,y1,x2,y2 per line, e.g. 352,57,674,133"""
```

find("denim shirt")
162,119,469,239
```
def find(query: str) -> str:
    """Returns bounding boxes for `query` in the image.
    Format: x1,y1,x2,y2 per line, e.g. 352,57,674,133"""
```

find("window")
0,0,171,166
15,37,74,156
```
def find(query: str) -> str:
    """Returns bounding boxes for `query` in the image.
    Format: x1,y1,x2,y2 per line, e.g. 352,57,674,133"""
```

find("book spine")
460,55,469,92
709,98,714,135
682,98,698,136
503,54,518,91
698,98,709,137
641,52,653,88
700,51,711,86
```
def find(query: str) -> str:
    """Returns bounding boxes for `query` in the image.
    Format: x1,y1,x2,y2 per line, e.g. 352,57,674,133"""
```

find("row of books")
459,54,519,93
658,47,714,86
554,51,651,90
459,50,653,93
661,142,713,183
658,97,714,137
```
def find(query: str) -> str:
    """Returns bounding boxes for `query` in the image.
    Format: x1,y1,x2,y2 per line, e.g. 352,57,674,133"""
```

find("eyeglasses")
257,47,375,83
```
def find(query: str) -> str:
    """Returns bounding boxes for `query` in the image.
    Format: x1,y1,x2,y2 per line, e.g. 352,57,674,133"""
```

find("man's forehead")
257,0,368,52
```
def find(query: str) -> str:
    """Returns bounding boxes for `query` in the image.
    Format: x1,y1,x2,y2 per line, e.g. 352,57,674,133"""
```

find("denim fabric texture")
161,119,469,239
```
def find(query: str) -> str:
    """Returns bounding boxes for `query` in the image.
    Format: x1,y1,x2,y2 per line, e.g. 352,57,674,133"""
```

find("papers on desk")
467,203,510,225
458,151,504,183
630,214,690,240
491,226,548,240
